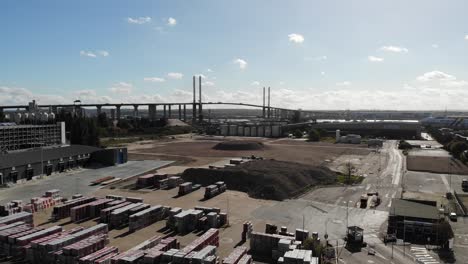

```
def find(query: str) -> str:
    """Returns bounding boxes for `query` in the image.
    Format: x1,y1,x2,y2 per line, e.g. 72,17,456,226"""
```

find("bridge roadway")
0,102,299,121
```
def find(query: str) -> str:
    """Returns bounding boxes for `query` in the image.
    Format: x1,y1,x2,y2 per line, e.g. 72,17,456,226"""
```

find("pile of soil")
213,141,264,151
181,159,337,200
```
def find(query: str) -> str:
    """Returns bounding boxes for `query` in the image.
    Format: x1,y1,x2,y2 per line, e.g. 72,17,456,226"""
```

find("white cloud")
288,33,304,44
251,81,260,86
416,71,455,82
80,50,96,58
167,17,177,26
380,45,409,53
97,50,109,57
233,58,247,70
465,35,468,40
431,44,439,48
143,77,165,82
206,69,213,73
320,72,326,76
109,82,133,94
336,81,351,86
167,72,183,79
368,56,384,62
196,74,207,79
127,17,151,24
74,89,96,97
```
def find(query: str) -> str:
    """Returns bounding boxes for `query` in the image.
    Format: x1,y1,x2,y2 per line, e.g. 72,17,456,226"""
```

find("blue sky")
1,0,468,110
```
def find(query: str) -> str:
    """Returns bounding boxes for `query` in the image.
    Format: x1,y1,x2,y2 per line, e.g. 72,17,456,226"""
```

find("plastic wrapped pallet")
129,206,166,232
100,202,131,223
237,254,253,264
192,245,216,264
109,203,143,228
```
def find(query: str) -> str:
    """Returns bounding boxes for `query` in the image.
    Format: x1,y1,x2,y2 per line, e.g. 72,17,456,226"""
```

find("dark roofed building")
0,145,100,184
388,199,444,244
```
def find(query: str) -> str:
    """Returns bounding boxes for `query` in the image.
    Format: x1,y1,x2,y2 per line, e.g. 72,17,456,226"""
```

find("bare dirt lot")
406,155,468,175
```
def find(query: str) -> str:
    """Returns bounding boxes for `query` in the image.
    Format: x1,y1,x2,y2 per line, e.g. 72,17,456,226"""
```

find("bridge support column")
96,106,102,116
168,105,172,118
148,104,156,121
116,105,121,120
178,105,182,120
51,106,58,115
0,107,4,121
133,105,139,118
163,105,167,118
183,105,186,121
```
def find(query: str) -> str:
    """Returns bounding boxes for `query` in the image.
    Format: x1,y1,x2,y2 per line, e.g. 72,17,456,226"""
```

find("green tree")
97,112,109,128
307,129,320,142
70,117,100,147
291,110,302,123
303,237,324,257
117,119,131,130
293,129,303,138
448,141,468,158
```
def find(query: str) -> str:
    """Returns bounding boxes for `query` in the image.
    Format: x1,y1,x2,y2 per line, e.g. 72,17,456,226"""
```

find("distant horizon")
2,0,468,109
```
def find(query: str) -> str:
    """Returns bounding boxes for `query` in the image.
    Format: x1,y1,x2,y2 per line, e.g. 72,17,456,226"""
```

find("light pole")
344,200,353,229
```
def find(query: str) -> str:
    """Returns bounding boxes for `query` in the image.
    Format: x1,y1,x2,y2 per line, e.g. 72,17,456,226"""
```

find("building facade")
0,122,66,152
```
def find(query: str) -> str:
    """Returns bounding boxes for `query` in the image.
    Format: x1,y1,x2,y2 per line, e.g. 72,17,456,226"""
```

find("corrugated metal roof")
0,145,100,169
390,199,439,220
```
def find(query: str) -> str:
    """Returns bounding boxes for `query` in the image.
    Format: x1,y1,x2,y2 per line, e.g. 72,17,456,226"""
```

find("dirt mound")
181,159,337,200
213,141,264,151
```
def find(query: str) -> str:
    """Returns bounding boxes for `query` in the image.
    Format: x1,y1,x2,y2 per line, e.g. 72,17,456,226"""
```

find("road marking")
440,174,451,192
388,200,392,208
366,184,371,191
385,193,389,198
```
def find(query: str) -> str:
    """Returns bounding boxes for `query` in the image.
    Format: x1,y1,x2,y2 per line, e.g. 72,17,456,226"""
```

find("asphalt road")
0,160,172,204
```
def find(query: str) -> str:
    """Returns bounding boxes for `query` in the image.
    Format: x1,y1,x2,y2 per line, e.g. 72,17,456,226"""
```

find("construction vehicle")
344,226,365,252
360,195,368,209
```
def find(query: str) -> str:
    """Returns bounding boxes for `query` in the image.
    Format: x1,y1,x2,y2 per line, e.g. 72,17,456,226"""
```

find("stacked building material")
100,178,122,186
94,252,119,264
126,197,144,203
278,249,318,264
72,194,84,199
0,200,23,216
52,197,97,220
136,174,156,188
191,245,217,264
230,159,243,165
130,235,162,251
222,246,247,264
109,203,144,229
237,254,253,264
167,176,183,189
249,232,296,257
165,207,182,229
203,255,217,264
129,205,169,232
3,227,42,255
0,224,32,254
45,189,61,198
140,238,179,264
59,234,109,264
105,195,125,201
156,178,168,189
100,202,131,223
71,199,114,222
194,206,221,214
178,182,193,196
241,221,253,241
0,212,33,226
174,209,203,233
204,182,226,200
295,229,309,242
180,228,219,254
78,246,118,264
8,226,61,257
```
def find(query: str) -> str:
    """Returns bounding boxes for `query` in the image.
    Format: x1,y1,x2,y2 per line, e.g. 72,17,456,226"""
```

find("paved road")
0,160,172,203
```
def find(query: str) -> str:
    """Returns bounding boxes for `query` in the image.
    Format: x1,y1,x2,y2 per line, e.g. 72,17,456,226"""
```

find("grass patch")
320,137,337,143
337,174,364,185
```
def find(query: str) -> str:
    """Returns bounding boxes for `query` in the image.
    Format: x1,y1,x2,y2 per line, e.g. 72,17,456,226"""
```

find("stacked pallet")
237,254,253,264
128,205,169,232
109,203,146,229
241,221,253,242
136,174,156,188
9,226,62,257
222,246,247,264
105,195,125,201
59,234,108,264
0,223,32,254
78,246,118,264
157,178,168,190
191,245,217,264
52,197,97,220
71,199,113,222
178,182,192,196
278,249,318,264
0,200,23,216
3,227,42,255
0,212,33,226
249,231,294,257
194,206,221,214
167,176,183,189
165,208,182,229
204,182,226,200
180,228,219,254
174,209,203,233
126,197,144,203
100,202,131,223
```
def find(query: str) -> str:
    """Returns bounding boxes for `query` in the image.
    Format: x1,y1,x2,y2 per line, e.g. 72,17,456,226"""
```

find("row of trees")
427,127,468,163
292,128,327,142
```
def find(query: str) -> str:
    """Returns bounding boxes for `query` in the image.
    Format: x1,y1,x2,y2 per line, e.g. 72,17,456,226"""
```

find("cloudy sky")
1,0,468,110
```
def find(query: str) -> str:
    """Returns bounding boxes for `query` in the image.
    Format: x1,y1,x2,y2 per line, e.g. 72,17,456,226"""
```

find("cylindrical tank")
16,113,23,123
257,126,264,137
272,125,280,137
237,126,244,136
49,112,56,120
220,125,228,136
264,126,272,137
229,125,237,136
251,126,257,137
42,113,49,122
244,127,250,137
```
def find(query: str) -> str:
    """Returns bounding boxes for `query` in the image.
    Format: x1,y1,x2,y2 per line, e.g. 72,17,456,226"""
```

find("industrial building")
387,199,443,244
0,122,65,152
